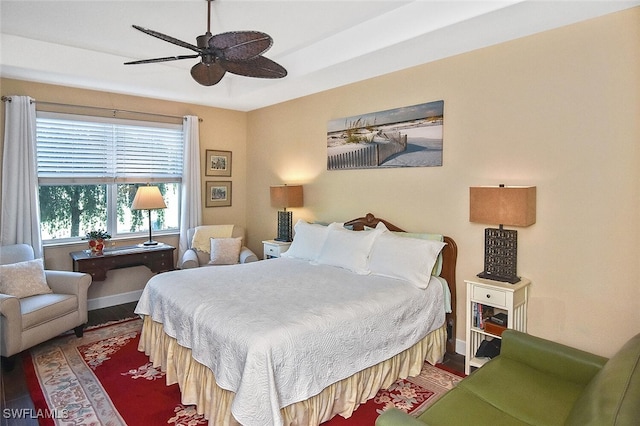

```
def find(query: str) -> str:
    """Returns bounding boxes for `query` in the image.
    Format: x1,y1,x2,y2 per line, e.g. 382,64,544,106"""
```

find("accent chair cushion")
20,293,78,330
0,258,52,299
208,237,242,265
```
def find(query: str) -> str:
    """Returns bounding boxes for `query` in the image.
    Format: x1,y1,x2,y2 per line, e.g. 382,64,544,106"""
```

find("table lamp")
469,184,536,283
132,185,167,246
270,184,303,242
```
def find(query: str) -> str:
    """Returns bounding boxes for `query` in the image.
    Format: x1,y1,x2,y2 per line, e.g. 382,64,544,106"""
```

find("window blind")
36,113,183,184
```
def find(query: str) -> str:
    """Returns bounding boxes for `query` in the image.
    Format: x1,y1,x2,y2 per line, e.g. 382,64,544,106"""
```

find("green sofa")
376,330,640,426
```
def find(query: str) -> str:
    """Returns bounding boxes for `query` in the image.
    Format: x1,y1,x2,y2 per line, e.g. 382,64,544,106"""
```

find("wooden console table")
70,244,175,281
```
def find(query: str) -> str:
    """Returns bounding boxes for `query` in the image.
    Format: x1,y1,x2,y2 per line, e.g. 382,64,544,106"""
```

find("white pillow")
281,220,329,261
316,223,382,274
375,222,445,276
0,258,52,298
208,237,242,265
369,231,446,289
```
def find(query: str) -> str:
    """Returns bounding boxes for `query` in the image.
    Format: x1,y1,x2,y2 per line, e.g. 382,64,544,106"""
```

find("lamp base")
480,227,520,284
275,210,293,242
477,271,521,284
141,209,160,247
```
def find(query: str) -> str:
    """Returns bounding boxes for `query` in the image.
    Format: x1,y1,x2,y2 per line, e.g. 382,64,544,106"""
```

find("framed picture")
205,181,232,207
326,100,444,170
205,150,232,177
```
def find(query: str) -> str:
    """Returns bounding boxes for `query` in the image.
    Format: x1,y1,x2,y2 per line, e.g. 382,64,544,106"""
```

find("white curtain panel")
1,96,43,257
178,115,202,266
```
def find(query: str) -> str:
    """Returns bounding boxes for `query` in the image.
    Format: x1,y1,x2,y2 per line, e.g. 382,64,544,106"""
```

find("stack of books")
485,312,508,336
473,304,508,336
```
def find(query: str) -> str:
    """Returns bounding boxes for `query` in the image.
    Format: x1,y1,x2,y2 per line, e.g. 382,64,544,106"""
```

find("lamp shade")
131,185,167,210
470,186,536,227
270,185,303,208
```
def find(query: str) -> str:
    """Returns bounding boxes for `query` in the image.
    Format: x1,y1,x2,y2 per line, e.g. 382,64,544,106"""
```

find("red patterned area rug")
23,318,462,425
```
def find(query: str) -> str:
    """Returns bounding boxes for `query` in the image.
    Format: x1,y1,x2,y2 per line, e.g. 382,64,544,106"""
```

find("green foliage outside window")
39,185,107,239
39,183,176,241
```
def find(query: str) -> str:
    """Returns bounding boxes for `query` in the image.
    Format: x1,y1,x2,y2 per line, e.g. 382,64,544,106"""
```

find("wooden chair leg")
74,324,85,337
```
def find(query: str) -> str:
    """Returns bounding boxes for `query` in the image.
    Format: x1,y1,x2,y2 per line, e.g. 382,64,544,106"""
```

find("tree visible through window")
39,184,107,238
36,113,183,242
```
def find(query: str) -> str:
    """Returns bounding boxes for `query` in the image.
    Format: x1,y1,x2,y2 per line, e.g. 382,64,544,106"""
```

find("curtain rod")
1,96,202,122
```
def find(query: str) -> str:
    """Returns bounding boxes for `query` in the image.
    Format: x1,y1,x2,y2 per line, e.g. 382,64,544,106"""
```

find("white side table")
262,240,292,259
464,276,531,375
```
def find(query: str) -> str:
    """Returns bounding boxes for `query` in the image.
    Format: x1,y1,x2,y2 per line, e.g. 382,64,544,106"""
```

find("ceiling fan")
124,0,287,86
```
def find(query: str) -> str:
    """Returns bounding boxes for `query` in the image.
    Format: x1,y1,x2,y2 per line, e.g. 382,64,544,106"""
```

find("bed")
134,213,457,426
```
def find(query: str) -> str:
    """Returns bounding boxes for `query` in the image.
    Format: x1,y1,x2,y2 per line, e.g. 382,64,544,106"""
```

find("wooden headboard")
344,213,458,355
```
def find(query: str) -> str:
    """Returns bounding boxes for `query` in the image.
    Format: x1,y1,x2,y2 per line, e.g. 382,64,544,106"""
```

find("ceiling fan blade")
124,54,200,65
221,56,287,79
190,62,226,86
209,31,273,61
132,25,201,53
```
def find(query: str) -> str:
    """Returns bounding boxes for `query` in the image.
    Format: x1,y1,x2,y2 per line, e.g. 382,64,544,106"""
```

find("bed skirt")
138,315,446,426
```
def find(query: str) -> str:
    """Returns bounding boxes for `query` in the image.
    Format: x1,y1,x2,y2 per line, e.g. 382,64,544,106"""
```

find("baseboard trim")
455,338,466,356
88,290,142,311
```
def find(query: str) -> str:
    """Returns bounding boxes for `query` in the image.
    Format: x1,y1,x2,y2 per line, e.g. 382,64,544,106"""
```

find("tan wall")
246,8,640,357
0,79,247,301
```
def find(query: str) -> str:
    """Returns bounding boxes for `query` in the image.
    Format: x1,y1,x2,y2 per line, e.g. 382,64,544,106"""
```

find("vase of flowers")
84,230,111,255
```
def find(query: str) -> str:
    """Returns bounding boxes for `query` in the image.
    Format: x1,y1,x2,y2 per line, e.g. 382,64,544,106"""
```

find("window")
36,112,183,242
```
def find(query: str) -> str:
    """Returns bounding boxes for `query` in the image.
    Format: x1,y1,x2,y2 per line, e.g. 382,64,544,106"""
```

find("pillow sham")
281,220,329,261
315,223,382,274
369,231,446,289
375,222,445,276
208,237,242,265
394,232,445,276
0,258,52,298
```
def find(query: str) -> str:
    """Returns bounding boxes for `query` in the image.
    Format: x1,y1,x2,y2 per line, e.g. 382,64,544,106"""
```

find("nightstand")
465,276,531,375
262,240,292,259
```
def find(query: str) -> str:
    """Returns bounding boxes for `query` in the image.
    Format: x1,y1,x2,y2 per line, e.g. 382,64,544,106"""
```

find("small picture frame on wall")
205,181,232,207
205,150,232,177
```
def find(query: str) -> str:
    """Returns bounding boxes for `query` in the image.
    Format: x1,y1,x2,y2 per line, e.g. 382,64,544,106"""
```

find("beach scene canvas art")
327,100,443,170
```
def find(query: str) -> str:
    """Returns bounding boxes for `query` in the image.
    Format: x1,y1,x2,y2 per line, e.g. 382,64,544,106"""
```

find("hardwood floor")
1,302,465,425
440,350,465,375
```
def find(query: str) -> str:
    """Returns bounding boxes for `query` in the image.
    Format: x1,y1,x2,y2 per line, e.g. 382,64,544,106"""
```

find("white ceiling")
1,1,638,111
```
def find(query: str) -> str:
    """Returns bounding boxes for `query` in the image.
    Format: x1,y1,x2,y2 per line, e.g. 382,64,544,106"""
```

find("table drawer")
264,245,279,257
151,258,173,272
472,285,506,307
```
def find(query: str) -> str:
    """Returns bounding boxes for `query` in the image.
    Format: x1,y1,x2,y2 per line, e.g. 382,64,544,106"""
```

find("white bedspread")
135,257,444,426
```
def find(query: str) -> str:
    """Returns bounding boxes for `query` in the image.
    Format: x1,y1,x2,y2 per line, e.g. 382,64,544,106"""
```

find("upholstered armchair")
0,244,92,368
376,329,640,426
180,225,258,268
